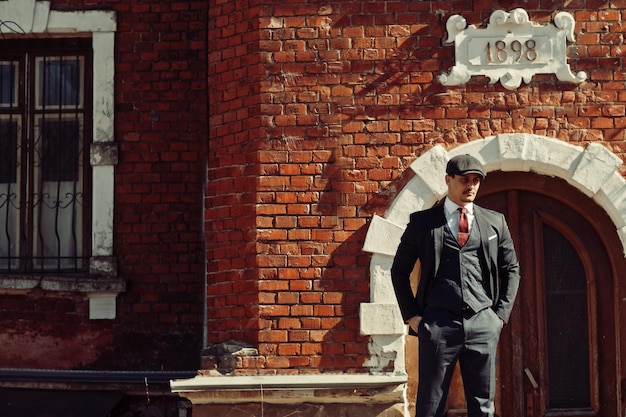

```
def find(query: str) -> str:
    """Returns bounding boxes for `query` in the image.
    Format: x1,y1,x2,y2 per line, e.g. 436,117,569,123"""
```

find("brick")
301,343,323,355
300,292,322,304
288,330,310,342
278,318,301,329
259,305,290,317
592,117,615,128
259,330,288,342
288,357,310,368
256,229,288,241
278,343,301,355
277,292,299,304
277,268,299,279
265,356,291,369
314,305,335,316
259,292,276,304
291,305,314,316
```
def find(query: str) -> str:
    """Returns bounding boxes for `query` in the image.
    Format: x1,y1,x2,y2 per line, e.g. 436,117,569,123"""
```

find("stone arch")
360,133,626,375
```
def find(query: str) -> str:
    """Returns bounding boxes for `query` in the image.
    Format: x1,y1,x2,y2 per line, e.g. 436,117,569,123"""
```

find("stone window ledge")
0,275,125,294
0,256,123,294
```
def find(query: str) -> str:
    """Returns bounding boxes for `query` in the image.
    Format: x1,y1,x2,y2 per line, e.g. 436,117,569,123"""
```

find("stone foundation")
171,373,408,417
192,403,405,417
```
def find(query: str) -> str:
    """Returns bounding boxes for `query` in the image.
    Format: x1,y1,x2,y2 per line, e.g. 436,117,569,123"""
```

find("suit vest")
426,219,492,314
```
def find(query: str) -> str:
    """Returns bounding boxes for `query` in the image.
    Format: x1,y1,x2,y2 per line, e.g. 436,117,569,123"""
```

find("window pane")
543,224,590,409
0,183,19,271
37,57,82,108
0,120,18,183
0,62,17,107
0,117,21,270
34,180,83,270
33,116,84,271
41,120,80,182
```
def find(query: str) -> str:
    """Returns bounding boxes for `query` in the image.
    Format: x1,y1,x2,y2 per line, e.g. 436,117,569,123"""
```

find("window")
0,39,92,273
0,1,121,318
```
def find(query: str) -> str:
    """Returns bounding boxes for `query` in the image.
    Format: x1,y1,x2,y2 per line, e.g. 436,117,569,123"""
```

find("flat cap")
446,154,486,178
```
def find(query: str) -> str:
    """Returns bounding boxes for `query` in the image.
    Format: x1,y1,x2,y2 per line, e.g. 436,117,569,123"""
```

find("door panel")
542,223,591,409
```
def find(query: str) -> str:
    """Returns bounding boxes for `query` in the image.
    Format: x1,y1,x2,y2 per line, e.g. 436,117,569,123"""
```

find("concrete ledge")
171,373,407,405
171,373,407,391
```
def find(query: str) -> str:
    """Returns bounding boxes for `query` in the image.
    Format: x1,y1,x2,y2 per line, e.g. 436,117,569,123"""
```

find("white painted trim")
171,373,407,391
92,32,116,143
92,166,115,257
46,9,116,33
361,133,626,376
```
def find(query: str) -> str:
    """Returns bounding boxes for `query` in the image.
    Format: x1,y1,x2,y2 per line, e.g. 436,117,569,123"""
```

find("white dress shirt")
444,197,474,237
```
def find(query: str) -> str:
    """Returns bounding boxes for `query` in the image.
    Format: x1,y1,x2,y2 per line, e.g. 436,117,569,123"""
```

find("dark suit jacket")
391,202,521,327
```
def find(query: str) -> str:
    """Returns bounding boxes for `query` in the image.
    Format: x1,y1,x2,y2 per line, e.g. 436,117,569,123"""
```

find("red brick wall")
208,0,625,374
0,0,207,371
112,0,207,370
206,0,264,345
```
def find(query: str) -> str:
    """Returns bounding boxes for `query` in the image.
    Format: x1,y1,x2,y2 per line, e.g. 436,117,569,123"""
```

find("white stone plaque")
439,8,587,90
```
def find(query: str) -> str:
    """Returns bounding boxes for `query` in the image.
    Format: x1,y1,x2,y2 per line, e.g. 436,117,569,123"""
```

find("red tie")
458,207,469,246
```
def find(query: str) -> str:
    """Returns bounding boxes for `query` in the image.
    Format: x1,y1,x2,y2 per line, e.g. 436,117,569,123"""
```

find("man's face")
446,173,482,206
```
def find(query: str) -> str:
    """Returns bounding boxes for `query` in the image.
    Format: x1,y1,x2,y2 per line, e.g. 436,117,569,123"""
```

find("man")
391,154,520,417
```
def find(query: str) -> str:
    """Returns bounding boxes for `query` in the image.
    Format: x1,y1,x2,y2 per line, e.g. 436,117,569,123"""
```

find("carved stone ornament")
438,8,587,90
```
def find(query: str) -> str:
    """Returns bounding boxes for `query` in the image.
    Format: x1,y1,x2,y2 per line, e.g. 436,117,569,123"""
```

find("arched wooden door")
444,172,620,417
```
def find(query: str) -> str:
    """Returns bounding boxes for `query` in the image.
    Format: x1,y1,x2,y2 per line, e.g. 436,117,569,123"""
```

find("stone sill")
0,275,125,294
170,373,407,405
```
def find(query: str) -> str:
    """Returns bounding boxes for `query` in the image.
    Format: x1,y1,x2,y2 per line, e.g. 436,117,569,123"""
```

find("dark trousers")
415,307,502,417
